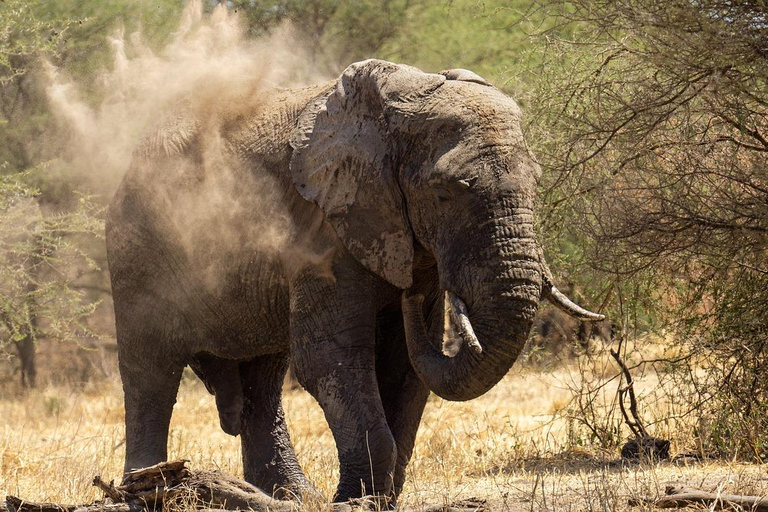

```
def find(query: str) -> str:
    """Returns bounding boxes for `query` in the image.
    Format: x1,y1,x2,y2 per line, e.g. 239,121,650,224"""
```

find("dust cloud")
45,1,334,290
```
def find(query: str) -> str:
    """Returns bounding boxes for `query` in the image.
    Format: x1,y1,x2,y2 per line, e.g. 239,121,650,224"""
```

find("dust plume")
46,1,323,187
45,1,334,289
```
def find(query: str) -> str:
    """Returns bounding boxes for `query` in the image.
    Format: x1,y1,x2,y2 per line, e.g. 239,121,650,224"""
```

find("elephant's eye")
432,175,478,202
433,186,454,203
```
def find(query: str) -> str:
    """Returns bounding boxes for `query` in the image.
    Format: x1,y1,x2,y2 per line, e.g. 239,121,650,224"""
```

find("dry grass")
2,348,767,510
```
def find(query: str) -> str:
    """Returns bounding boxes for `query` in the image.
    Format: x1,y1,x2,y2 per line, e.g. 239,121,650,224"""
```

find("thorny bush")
521,0,768,459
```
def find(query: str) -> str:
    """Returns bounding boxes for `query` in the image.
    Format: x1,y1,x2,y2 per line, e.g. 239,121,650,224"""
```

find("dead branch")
2,460,491,511
609,314,648,439
611,345,648,439
4,497,79,512
92,477,127,503
630,485,768,511
182,470,296,511
423,498,488,511
3,497,139,512
3,461,294,512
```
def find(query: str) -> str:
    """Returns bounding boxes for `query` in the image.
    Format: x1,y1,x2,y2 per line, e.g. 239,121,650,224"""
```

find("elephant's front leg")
290,265,396,505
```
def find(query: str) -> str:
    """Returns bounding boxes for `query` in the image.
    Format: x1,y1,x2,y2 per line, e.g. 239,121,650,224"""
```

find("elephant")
105,59,603,506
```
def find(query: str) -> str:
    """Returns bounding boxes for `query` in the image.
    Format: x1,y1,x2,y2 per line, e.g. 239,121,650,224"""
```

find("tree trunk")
16,334,36,388
17,238,42,389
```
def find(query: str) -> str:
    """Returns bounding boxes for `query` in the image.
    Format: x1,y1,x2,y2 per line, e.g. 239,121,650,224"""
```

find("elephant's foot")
331,494,397,511
333,473,397,511
273,473,320,502
239,353,312,501
287,482,327,509
243,462,316,501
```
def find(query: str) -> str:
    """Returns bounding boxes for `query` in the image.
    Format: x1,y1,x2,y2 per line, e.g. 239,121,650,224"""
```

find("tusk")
545,285,605,322
447,291,483,355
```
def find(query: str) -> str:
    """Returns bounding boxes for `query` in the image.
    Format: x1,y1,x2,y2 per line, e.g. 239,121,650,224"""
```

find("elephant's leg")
119,343,184,474
379,365,430,499
114,296,185,475
290,267,396,505
239,353,312,500
375,305,431,499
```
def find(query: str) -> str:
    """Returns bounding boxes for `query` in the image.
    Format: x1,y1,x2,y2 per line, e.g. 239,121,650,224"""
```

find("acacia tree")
227,0,411,72
0,175,100,387
522,0,768,457
0,0,103,387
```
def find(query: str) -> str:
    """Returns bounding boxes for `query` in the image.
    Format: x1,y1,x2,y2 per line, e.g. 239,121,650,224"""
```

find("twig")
629,485,768,511
91,477,127,503
610,346,648,438
612,286,648,439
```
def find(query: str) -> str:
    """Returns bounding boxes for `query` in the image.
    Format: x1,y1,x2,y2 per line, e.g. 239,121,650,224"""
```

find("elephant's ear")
290,60,445,289
439,68,491,86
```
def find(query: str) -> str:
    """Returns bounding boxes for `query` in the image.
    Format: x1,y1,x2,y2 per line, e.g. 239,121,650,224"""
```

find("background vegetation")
1,0,767,471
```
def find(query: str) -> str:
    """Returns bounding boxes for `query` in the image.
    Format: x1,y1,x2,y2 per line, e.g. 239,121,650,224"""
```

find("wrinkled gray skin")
106,60,602,505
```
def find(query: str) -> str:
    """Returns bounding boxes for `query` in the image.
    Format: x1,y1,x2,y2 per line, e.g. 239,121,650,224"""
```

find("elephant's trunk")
402,207,603,402
402,287,538,402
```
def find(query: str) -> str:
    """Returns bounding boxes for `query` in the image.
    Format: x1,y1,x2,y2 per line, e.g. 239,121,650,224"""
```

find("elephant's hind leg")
240,353,312,500
376,304,431,499
116,301,185,476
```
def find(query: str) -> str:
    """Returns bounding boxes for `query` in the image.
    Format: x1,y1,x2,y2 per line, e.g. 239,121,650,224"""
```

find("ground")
1,352,767,511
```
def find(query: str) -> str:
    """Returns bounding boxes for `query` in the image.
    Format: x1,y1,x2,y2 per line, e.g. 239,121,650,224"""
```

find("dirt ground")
2,347,767,511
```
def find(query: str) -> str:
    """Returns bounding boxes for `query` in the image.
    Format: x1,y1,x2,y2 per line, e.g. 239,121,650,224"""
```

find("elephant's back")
106,151,293,357
105,84,333,357
106,84,323,281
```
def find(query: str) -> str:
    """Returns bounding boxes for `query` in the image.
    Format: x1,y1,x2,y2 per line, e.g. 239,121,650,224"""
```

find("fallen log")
4,496,141,512
4,460,294,512
630,485,768,511
183,470,296,510
4,497,80,512
3,460,490,511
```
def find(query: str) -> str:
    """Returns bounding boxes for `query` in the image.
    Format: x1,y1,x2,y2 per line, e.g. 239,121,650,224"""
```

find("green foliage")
0,171,102,354
670,266,768,460
0,1,116,377
226,0,410,72
31,0,183,94
225,0,546,84
0,0,183,177
228,0,344,37
0,0,65,82
379,0,545,94
522,0,768,458
0,0,65,172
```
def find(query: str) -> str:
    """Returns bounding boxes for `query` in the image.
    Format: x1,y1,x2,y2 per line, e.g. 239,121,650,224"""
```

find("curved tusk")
447,291,483,355
545,285,605,322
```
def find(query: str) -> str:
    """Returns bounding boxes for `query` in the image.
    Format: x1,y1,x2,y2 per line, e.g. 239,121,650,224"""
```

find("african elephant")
106,59,602,505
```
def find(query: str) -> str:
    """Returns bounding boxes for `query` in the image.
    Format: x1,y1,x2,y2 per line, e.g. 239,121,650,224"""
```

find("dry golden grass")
2,349,767,511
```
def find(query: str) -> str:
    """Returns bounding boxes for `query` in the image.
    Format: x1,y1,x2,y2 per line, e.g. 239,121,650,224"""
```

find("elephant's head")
290,60,602,401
